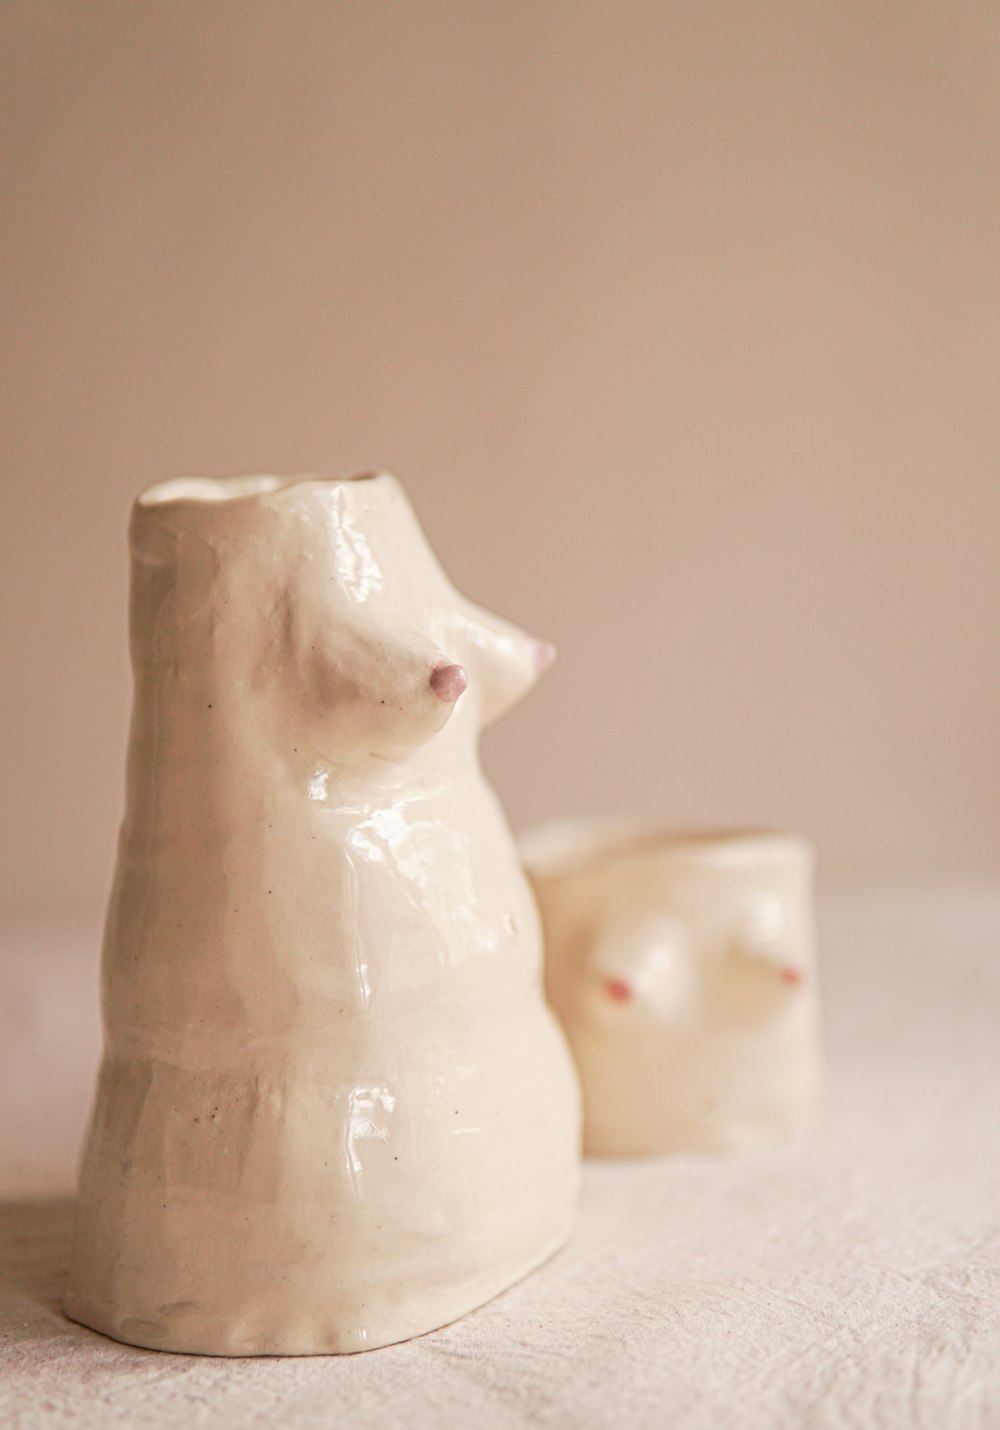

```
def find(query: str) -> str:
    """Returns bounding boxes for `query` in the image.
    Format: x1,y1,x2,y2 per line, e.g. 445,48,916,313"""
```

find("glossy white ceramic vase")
65,473,581,1355
521,821,821,1158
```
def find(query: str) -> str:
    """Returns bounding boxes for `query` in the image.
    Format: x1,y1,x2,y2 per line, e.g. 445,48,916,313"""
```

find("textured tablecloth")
2,888,998,1428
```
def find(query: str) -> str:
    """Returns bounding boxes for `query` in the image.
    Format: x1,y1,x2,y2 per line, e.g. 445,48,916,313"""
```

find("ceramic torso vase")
522,821,821,1157
65,473,581,1355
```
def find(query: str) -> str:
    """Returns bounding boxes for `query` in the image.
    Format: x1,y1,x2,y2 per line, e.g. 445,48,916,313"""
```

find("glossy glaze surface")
522,821,821,1157
65,473,581,1355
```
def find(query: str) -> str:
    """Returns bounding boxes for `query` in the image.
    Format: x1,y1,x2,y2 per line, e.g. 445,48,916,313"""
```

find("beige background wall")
2,0,999,921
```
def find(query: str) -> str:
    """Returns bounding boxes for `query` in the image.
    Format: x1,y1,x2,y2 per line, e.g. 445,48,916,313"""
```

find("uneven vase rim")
520,817,813,880
136,471,387,508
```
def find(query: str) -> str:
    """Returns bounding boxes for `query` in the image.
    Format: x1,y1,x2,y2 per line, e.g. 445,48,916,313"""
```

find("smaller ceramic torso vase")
521,821,821,1157
65,472,581,1355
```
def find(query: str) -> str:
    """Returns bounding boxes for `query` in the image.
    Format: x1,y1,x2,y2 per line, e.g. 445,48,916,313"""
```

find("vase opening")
520,818,806,879
137,472,385,508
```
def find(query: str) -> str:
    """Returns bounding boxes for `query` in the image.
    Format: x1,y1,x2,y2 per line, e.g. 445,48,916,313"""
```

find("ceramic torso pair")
65,474,581,1356
67,471,822,1358
522,822,821,1158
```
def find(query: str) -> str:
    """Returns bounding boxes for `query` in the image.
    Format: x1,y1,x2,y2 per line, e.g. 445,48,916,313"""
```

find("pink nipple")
533,639,558,673
779,966,803,986
604,978,633,1003
430,662,469,703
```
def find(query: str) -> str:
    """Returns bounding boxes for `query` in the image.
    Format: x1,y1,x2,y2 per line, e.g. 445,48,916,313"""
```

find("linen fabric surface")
1,888,998,1429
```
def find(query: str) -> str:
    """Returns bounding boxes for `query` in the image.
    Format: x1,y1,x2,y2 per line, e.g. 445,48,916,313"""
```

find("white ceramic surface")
65,473,581,1355
522,821,821,1157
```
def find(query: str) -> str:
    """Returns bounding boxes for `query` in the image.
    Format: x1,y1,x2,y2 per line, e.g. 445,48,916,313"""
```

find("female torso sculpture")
66,473,580,1355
